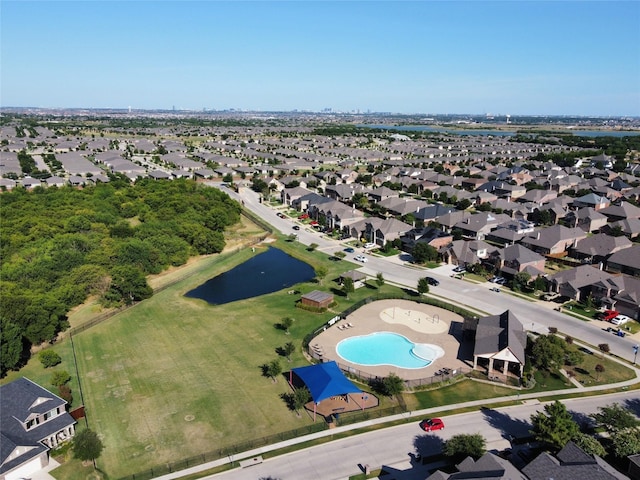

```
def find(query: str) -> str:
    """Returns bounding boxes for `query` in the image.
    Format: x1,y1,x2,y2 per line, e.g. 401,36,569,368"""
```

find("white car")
611,315,631,326
354,255,368,263
364,242,376,249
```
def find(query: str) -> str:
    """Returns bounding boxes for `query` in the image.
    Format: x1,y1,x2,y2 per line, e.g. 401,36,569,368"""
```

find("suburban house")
522,441,628,480
489,244,546,278
452,212,512,241
426,451,527,480
519,225,587,256
607,245,640,277
441,239,495,268
572,192,611,211
547,265,622,304
463,310,526,380
565,207,609,233
599,201,640,223
401,226,453,253
570,233,633,265
364,217,414,247
281,186,314,206
0,378,76,480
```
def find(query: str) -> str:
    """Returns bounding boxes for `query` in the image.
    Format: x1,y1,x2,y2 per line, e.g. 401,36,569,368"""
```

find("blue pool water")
336,332,443,369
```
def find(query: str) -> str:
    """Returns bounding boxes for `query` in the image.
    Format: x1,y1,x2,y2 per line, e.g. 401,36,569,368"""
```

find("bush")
58,384,73,404
50,370,71,387
39,349,62,368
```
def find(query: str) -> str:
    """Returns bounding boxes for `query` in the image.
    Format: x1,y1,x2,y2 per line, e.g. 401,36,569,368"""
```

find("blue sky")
2,1,639,116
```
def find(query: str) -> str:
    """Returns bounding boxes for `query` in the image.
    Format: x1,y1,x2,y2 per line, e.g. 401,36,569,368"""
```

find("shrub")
50,370,71,387
39,350,62,368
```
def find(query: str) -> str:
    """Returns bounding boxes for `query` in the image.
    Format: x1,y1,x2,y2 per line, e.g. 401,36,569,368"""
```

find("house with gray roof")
600,201,640,222
490,244,546,278
573,192,611,211
0,378,76,480
605,218,640,239
426,451,527,480
520,224,587,256
571,233,632,265
365,217,413,247
607,245,640,278
548,264,623,303
464,310,526,380
522,441,628,480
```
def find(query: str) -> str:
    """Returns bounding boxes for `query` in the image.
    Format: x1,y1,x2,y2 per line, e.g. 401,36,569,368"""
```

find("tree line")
0,178,241,375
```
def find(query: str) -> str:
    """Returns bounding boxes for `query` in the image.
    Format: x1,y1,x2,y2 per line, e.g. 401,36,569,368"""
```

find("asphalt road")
217,184,640,364
207,391,640,480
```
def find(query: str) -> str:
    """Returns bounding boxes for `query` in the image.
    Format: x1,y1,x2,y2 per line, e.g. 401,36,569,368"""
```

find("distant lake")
184,247,315,305
359,124,640,138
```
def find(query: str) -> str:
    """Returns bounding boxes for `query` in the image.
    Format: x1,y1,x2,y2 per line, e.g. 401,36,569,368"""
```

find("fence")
117,423,326,480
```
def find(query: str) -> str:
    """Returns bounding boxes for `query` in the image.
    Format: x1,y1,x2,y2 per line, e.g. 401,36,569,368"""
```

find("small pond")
184,247,315,305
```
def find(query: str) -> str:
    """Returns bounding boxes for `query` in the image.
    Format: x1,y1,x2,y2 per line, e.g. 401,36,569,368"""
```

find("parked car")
364,242,376,249
453,266,466,273
426,277,440,286
292,225,300,231
490,287,501,293
354,255,368,263
597,309,620,322
495,277,507,285
541,292,560,301
344,247,355,253
298,213,309,219
611,315,631,326
419,418,444,432
277,212,286,218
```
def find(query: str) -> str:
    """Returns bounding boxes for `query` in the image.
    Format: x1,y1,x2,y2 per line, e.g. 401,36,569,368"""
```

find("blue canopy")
292,361,362,404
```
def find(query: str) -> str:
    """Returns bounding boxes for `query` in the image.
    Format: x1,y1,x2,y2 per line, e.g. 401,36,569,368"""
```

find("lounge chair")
346,322,354,328
337,325,346,330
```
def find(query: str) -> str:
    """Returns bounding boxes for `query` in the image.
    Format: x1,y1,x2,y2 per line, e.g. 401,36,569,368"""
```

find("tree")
73,429,104,462
382,373,405,401
512,272,531,292
314,265,328,284
266,359,282,383
564,349,584,367
572,432,606,457
417,277,430,295
292,387,311,414
39,349,62,368
342,277,354,299
590,403,640,434
610,428,640,458
598,343,610,356
308,242,319,252
50,370,71,387
412,243,438,264
375,272,385,287
531,335,565,371
281,317,294,334
530,400,579,451
443,434,486,462
283,342,295,362
1,320,23,375
106,265,152,305
594,363,605,380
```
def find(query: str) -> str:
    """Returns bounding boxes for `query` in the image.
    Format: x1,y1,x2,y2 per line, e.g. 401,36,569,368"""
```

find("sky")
1,1,639,116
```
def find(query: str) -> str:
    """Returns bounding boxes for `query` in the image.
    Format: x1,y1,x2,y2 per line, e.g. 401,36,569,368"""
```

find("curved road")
219,184,639,364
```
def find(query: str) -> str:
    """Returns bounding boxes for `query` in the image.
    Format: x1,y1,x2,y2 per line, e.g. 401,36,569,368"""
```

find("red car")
419,418,444,432
598,309,619,321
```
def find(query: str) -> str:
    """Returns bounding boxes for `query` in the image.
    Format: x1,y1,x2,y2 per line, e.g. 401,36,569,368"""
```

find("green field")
69,240,384,477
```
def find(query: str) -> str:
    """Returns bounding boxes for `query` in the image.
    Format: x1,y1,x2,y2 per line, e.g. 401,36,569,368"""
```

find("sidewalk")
153,366,640,480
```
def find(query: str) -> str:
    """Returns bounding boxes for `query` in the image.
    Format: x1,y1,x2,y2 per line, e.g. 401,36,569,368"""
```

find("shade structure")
291,361,362,404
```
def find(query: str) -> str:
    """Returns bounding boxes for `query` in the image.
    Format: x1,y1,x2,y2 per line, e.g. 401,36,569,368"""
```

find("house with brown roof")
571,233,633,265
547,264,622,303
490,244,546,278
607,245,640,277
566,207,609,233
600,201,640,222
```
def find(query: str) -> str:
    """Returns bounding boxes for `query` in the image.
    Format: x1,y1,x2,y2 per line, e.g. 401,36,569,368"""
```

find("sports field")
71,241,363,477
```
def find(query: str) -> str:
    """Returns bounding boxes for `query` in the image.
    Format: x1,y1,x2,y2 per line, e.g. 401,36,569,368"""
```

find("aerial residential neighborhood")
1,110,640,480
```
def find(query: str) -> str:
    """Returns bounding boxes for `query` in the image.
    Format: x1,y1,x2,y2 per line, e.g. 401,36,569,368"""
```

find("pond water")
184,247,315,305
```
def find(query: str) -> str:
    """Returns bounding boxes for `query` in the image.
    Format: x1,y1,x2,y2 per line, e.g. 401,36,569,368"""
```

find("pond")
184,247,315,305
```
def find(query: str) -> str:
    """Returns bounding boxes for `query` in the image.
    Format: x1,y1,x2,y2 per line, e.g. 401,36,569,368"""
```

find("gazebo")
290,361,366,421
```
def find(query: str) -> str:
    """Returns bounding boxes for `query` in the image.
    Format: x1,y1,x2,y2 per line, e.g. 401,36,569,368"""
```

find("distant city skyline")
2,1,639,116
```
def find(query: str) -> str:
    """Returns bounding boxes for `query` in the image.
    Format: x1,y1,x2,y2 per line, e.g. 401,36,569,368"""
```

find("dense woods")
0,179,241,375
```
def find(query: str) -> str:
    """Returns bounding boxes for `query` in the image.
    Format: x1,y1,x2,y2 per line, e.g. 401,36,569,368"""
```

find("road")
205,391,640,480
218,184,640,364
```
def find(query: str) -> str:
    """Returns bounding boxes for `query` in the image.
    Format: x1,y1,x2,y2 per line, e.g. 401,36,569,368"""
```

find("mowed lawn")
72,241,357,477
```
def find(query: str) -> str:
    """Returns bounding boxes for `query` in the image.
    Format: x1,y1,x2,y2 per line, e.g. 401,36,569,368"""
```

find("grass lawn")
67,238,382,478
567,352,636,386
410,378,519,410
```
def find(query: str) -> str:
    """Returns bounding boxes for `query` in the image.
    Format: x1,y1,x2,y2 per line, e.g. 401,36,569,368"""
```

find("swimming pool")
336,332,444,369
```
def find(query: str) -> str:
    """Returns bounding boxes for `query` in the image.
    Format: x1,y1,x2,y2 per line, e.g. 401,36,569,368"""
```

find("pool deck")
310,299,467,381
